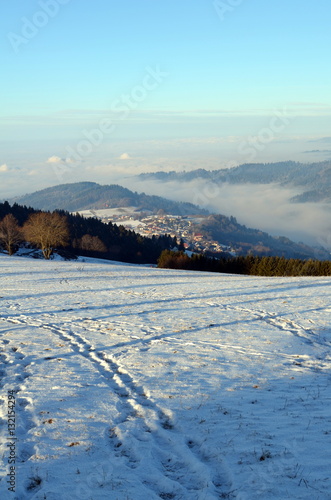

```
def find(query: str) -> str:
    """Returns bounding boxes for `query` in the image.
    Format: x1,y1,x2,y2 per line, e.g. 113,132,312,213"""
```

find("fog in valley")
123,176,331,250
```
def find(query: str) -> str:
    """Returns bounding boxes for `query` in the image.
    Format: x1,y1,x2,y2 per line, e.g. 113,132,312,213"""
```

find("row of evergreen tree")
0,202,184,263
157,250,331,276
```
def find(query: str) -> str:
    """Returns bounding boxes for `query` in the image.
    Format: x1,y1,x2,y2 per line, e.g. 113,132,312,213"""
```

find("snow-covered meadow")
0,254,330,499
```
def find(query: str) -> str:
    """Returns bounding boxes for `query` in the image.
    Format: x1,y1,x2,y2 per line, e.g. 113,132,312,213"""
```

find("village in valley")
77,207,236,256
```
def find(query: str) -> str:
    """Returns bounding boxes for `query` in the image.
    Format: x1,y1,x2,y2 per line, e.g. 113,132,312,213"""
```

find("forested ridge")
8,182,207,214
139,160,331,203
0,201,183,263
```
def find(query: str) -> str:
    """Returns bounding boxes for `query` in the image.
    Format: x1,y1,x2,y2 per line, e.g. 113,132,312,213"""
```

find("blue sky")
1,0,331,197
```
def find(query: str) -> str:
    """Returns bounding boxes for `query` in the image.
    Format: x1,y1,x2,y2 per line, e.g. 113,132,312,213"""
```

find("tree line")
0,202,184,263
157,250,331,277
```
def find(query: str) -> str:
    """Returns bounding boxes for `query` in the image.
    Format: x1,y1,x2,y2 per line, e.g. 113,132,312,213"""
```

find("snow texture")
0,254,330,499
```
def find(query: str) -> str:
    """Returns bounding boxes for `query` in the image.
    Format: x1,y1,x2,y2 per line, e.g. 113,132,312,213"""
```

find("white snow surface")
0,254,330,500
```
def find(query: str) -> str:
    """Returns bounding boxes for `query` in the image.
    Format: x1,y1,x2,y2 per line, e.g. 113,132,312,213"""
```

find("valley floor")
0,255,330,499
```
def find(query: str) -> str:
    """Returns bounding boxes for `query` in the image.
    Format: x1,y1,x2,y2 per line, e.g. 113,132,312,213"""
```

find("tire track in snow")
1,313,234,499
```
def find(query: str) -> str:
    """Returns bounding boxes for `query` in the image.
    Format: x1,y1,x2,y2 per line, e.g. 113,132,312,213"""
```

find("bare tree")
79,234,107,253
0,214,22,255
23,212,69,259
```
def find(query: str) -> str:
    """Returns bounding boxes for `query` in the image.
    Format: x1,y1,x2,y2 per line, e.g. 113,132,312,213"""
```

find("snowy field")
0,255,330,500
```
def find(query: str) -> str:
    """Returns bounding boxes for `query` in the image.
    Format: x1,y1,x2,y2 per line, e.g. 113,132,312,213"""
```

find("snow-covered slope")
0,255,330,499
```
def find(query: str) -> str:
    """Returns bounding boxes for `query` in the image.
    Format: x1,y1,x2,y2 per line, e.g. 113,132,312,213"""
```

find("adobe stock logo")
52,65,169,181
238,107,294,162
191,106,294,210
7,0,71,54
213,0,244,21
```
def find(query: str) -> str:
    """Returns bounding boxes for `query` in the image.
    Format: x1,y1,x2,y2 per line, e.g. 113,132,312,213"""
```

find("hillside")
9,182,208,215
196,214,325,259
138,160,331,203
0,255,330,499
3,183,329,259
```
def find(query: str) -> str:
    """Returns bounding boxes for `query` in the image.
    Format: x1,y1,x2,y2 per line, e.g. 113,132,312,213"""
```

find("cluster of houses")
102,212,236,256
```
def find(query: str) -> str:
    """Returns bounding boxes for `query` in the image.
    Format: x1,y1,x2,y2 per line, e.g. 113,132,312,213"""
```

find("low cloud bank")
124,177,331,249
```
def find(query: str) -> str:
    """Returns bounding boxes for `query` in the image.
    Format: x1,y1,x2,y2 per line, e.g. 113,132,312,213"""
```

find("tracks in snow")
0,313,234,499
206,302,330,350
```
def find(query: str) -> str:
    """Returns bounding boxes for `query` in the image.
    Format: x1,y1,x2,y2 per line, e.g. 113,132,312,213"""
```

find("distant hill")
9,182,208,215
138,160,331,203
196,214,327,260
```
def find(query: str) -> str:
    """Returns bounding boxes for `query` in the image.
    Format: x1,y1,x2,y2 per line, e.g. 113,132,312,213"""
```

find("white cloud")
0,163,9,172
118,153,132,160
46,156,65,164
